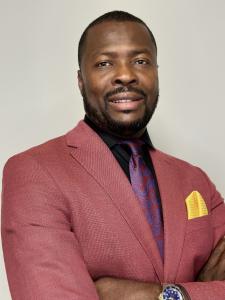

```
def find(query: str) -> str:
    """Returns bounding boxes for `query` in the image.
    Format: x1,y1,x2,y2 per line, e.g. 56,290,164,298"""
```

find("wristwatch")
158,284,185,300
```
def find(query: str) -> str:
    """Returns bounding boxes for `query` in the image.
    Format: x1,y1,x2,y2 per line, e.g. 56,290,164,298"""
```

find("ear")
77,70,84,95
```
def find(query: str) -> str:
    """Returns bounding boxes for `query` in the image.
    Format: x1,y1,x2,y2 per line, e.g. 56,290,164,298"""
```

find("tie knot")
121,140,144,156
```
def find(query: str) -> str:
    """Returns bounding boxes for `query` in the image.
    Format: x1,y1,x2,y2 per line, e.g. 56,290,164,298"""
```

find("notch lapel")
66,121,164,282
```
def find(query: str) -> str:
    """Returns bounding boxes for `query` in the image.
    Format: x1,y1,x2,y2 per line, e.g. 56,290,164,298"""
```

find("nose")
112,63,138,86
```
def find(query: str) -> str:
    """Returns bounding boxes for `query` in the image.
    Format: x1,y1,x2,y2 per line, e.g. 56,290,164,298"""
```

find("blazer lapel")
151,150,187,283
66,121,164,282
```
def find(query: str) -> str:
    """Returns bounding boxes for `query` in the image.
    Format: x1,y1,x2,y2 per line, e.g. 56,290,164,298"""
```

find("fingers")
205,237,225,269
196,236,225,282
218,240,225,268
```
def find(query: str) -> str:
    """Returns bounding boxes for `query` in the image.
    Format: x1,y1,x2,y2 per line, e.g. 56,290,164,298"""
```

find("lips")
111,99,141,103
108,92,144,111
108,92,144,103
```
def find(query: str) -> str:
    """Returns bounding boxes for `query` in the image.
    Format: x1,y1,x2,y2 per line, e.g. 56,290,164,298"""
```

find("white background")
1,1,224,299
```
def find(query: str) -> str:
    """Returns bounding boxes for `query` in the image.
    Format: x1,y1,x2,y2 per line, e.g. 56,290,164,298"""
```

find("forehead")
83,21,156,58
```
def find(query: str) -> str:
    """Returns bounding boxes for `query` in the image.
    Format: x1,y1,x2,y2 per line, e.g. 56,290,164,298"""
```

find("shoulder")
3,120,85,170
152,148,212,186
152,149,225,208
2,120,95,181
2,135,67,187
4,134,64,167
153,148,200,170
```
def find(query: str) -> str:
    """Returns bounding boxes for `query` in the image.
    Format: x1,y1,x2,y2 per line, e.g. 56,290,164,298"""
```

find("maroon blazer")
2,120,225,300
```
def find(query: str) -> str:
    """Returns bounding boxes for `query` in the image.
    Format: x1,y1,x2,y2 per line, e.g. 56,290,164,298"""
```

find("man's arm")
1,154,99,300
94,237,225,300
95,277,161,300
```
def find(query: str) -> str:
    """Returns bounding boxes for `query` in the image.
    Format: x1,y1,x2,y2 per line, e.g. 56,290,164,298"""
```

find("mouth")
108,92,144,103
109,98,141,103
108,93,145,111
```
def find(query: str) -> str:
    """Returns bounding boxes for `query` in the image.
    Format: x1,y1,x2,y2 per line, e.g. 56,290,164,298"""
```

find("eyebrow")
94,48,154,58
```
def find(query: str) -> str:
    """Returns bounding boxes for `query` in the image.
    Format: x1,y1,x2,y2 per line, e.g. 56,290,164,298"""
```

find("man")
1,11,225,300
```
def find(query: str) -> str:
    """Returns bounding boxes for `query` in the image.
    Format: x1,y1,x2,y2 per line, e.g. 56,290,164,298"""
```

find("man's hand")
95,277,162,300
197,236,225,281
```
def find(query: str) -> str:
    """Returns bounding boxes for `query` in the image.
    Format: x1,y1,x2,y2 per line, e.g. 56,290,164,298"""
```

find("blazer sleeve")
179,168,225,300
1,153,99,300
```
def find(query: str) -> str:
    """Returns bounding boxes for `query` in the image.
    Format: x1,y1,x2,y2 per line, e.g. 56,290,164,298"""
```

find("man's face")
78,21,159,137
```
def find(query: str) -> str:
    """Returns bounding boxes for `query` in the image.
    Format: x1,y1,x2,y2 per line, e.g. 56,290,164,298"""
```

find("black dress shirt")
84,115,161,203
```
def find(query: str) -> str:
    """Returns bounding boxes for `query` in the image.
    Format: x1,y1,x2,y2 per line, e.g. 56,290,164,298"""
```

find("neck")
106,127,146,139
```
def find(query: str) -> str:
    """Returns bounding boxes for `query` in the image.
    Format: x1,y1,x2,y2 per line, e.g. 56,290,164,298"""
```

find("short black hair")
78,10,157,68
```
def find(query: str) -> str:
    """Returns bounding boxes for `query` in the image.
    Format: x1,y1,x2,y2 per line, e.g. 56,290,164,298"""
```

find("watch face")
163,286,183,300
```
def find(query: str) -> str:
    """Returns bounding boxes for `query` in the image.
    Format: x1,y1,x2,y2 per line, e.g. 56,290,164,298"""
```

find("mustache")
104,86,147,101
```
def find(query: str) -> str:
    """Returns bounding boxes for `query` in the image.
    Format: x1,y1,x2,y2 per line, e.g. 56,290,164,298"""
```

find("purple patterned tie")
123,140,164,259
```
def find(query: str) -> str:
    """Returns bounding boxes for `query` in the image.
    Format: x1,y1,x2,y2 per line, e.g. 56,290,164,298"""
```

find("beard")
82,86,159,137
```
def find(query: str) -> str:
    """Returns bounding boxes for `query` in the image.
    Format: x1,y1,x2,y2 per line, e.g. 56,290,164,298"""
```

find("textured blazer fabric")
2,120,225,300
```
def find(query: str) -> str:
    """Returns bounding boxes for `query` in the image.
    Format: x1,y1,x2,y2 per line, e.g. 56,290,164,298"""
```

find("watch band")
177,285,191,300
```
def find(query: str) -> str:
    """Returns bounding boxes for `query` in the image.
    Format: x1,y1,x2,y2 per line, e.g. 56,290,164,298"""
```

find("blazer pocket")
186,214,211,234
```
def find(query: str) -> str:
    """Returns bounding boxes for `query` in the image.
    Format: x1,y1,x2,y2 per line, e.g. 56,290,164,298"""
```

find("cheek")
83,75,108,100
82,78,99,98
82,80,107,110
142,73,159,94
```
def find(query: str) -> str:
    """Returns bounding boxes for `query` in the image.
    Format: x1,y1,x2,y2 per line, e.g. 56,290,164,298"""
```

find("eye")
96,61,112,68
134,59,149,65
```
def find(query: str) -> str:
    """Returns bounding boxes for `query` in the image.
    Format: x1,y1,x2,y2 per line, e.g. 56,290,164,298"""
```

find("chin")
103,114,151,137
113,114,146,125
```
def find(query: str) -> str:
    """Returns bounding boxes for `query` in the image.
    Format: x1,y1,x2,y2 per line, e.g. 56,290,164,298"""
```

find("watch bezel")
159,284,185,300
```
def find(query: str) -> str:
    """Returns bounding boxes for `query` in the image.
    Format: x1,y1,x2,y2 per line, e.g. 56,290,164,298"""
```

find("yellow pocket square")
185,191,208,220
